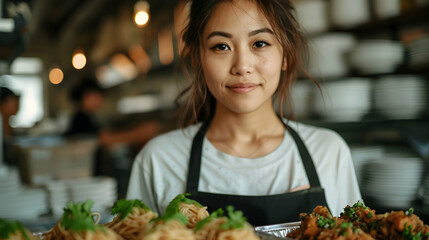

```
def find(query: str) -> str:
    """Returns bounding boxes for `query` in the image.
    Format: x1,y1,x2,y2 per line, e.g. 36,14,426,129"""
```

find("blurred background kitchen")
0,0,428,230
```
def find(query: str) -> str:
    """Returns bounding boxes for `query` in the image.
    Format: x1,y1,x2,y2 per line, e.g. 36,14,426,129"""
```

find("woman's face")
201,0,285,115
0,96,19,116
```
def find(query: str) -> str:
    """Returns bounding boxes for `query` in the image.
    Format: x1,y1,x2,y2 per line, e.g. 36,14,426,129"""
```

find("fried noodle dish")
287,201,429,240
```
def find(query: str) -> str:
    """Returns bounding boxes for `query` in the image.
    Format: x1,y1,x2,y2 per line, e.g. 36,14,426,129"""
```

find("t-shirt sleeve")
323,131,362,216
126,146,159,213
334,138,362,216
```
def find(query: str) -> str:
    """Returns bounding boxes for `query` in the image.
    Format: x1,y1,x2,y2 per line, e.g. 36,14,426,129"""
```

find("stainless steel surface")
255,231,294,240
254,221,301,239
32,231,46,240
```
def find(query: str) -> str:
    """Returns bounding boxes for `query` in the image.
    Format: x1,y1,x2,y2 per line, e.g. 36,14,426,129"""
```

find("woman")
127,0,361,226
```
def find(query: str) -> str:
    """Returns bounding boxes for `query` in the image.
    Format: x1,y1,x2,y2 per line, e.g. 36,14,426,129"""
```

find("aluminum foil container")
254,221,301,239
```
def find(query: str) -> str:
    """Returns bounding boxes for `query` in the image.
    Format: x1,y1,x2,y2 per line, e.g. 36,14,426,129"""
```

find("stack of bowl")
348,40,405,75
313,78,372,122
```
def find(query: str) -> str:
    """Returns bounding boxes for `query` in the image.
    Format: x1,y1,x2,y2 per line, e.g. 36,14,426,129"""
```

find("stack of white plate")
45,180,70,216
45,176,118,216
374,75,426,119
0,166,49,219
350,145,385,187
361,155,424,208
408,36,429,68
419,176,429,205
69,177,118,212
313,78,371,122
348,40,405,75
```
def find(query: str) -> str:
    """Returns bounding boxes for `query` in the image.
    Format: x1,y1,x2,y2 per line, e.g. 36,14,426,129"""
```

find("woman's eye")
254,41,269,48
212,44,230,51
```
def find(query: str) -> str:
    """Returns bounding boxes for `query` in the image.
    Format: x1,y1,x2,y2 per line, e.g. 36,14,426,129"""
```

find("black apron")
185,119,329,226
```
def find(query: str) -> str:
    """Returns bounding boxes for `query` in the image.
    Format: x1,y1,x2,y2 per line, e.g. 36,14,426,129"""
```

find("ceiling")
1,0,182,76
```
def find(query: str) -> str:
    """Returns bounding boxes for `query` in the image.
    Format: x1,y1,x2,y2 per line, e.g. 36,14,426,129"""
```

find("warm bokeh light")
158,29,174,65
135,11,150,27
134,1,150,27
110,53,138,80
72,52,86,70
48,67,64,84
129,44,151,73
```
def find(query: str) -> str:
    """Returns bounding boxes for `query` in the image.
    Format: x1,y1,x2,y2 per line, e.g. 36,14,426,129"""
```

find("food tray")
254,221,301,239
34,222,301,240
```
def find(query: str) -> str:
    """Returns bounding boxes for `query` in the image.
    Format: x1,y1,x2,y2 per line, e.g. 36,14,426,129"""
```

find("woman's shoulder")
136,123,201,159
148,123,200,144
286,120,349,150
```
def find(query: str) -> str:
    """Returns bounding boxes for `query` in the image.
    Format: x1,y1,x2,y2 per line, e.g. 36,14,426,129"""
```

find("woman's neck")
206,104,285,158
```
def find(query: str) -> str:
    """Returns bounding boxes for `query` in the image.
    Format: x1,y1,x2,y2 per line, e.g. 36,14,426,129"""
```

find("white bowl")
294,0,329,34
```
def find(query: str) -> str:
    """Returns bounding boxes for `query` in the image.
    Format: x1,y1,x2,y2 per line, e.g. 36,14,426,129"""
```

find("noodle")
44,219,123,240
60,228,118,240
104,207,157,240
140,220,196,240
44,221,122,240
195,217,259,240
179,203,209,229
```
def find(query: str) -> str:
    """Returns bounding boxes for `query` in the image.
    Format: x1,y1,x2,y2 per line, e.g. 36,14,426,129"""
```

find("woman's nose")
230,47,254,76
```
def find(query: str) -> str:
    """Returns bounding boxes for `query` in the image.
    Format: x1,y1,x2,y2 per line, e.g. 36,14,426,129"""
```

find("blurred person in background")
0,86,20,166
64,78,104,137
0,87,20,138
64,78,161,177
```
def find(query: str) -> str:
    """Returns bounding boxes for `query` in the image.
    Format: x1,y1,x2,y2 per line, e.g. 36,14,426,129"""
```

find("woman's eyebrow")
206,28,274,40
249,28,274,36
207,31,232,39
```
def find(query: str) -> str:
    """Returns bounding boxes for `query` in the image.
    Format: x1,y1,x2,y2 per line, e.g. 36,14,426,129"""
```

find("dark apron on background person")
185,120,329,226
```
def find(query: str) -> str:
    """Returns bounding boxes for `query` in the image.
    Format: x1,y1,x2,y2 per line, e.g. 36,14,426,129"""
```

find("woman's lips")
227,83,259,93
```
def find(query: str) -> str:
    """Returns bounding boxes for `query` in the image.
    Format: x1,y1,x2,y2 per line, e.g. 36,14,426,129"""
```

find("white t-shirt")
126,120,362,217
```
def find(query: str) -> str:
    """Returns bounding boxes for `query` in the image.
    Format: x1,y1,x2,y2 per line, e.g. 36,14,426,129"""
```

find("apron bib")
185,119,329,226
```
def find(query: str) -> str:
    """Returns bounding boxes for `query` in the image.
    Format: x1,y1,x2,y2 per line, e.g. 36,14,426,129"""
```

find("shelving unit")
297,1,429,218
301,2,429,142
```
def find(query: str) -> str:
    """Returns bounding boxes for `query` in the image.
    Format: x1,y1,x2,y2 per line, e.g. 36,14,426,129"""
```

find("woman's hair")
176,0,314,127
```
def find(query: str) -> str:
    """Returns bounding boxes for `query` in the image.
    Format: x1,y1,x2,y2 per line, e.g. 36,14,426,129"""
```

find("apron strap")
285,124,322,187
186,121,211,193
186,118,322,192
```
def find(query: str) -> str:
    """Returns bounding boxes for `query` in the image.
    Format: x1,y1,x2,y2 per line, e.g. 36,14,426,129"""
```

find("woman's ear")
281,57,287,71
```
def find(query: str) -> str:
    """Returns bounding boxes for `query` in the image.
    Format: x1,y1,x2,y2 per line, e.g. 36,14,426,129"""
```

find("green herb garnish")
341,200,369,221
165,193,203,214
220,206,247,230
406,208,414,216
195,208,224,231
340,222,353,229
0,219,30,240
61,200,103,233
316,216,336,229
111,199,150,220
402,223,429,240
